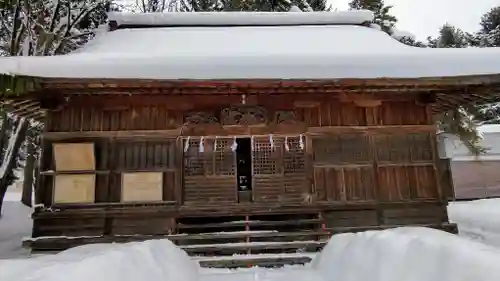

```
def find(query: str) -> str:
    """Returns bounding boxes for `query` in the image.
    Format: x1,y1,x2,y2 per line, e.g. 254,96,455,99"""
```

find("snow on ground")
0,239,200,281
313,226,500,281
2,197,500,281
0,192,31,259
448,199,500,247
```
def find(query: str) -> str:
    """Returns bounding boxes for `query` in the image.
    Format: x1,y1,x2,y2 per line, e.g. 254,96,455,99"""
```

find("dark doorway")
236,138,252,202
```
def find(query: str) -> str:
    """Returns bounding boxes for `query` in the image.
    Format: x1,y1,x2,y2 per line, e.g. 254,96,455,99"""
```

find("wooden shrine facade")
6,78,475,253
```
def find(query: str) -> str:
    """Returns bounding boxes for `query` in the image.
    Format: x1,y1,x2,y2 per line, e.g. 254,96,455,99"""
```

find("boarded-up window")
53,143,95,171
53,174,95,203
52,143,96,204
121,172,163,202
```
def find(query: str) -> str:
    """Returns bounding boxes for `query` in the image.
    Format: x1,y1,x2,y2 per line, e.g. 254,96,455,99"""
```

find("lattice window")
213,139,235,176
184,139,206,176
284,137,305,174
313,135,370,165
375,133,433,163
253,138,283,175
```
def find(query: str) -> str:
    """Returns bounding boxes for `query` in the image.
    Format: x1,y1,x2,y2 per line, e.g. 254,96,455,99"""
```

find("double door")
182,136,307,205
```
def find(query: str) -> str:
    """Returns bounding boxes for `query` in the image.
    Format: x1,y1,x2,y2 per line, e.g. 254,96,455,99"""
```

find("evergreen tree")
427,23,500,153
463,7,500,126
135,0,327,12
348,0,425,46
348,0,396,33
0,0,117,213
427,24,469,48
479,6,500,47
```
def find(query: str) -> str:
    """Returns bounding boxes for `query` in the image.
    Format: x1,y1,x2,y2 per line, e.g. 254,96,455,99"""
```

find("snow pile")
312,227,500,281
0,239,200,281
390,27,416,41
448,199,500,247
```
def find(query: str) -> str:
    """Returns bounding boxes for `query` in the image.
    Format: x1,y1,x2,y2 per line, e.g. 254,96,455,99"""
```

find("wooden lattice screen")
252,136,307,204
183,138,237,205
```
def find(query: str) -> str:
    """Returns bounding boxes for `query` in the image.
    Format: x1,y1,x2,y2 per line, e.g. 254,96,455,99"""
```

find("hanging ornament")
231,137,238,152
214,137,218,152
285,136,290,152
299,134,305,150
251,136,255,151
269,134,274,150
184,136,191,152
199,136,205,153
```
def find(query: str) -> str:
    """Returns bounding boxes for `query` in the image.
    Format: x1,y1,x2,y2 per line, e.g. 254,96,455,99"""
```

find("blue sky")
330,0,499,40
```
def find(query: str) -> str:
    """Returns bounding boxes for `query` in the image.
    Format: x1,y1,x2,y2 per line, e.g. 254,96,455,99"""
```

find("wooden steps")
194,252,317,268
175,212,327,268
182,240,326,256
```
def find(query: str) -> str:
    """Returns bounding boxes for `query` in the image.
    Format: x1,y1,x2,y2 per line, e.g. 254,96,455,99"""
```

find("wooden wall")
39,93,443,208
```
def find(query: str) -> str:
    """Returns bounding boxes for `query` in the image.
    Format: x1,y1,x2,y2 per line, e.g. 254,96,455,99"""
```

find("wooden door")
183,137,237,205
252,136,308,204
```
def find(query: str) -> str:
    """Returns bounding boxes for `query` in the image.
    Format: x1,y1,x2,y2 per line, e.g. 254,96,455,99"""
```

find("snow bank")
448,199,500,247
312,227,500,281
0,239,200,281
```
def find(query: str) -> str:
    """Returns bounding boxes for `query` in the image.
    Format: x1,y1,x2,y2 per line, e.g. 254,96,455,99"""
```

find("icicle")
214,137,218,152
199,137,205,153
269,134,274,150
299,134,305,150
231,137,238,152
251,136,255,151
285,136,290,152
183,136,190,152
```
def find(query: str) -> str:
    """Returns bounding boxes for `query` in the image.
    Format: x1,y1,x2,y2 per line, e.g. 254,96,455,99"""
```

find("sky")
329,0,499,40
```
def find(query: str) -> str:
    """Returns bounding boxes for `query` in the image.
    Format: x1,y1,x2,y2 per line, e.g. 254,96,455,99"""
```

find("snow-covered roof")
2,11,500,81
107,10,375,27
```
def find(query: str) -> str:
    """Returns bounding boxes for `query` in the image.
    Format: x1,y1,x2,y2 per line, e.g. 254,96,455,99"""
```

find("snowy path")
0,193,31,259
200,267,324,281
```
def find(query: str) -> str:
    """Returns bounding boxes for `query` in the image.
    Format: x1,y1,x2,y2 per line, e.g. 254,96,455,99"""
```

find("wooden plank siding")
31,92,452,241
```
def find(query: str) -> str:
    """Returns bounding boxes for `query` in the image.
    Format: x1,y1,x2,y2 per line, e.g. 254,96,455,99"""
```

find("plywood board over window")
53,143,95,171
121,172,163,202
54,174,96,204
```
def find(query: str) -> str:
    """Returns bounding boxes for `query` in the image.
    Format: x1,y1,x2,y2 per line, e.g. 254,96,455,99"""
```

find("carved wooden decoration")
184,111,218,126
221,105,267,126
274,110,300,125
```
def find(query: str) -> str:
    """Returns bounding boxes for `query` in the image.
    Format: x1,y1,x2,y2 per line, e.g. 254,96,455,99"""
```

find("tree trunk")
0,184,6,218
21,137,35,207
0,119,29,215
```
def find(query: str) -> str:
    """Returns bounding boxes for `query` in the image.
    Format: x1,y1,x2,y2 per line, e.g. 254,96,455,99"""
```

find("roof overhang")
1,10,500,121
3,75,500,122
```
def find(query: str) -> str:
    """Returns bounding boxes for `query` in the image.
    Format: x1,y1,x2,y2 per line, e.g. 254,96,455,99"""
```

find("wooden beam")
42,125,437,140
